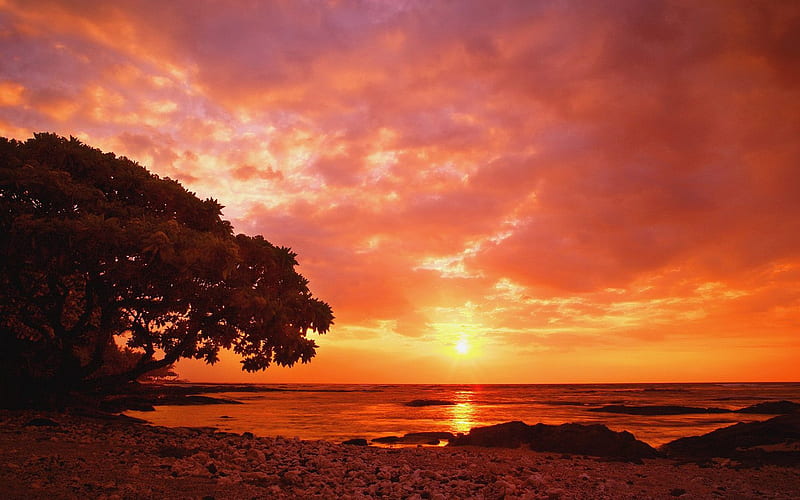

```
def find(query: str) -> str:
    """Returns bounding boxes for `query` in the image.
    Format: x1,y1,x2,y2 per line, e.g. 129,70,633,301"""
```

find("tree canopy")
0,133,333,405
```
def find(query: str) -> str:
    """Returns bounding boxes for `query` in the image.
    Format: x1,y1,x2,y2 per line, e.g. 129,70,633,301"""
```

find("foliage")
0,133,333,405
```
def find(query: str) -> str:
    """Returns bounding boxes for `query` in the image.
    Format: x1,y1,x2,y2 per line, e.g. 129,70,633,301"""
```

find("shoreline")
2,409,798,499
114,382,800,449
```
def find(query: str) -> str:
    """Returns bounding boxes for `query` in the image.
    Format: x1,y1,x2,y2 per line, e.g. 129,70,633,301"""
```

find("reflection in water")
449,389,476,434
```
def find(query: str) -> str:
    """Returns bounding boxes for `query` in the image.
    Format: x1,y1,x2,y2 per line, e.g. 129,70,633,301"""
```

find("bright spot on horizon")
455,338,470,355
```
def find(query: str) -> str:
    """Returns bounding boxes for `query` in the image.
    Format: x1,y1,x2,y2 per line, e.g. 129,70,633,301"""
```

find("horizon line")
159,380,800,385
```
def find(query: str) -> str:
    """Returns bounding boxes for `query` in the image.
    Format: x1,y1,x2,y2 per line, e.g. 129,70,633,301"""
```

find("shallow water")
127,382,800,447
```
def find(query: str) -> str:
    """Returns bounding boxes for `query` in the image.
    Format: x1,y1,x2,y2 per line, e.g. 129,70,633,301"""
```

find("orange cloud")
0,80,25,106
1,0,798,382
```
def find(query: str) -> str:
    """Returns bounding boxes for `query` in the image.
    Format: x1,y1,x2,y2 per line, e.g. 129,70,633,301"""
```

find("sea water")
127,382,800,447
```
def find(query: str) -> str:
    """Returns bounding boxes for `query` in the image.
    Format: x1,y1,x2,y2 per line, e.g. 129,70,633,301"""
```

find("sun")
455,338,470,355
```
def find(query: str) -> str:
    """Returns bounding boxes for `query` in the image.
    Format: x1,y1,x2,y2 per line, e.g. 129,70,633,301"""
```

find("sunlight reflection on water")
449,389,476,434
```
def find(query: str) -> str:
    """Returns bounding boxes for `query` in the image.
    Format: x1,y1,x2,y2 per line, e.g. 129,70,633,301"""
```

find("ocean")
127,382,800,447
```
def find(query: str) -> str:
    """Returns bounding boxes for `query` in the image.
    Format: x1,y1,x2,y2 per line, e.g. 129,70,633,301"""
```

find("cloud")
231,164,283,182
1,0,798,381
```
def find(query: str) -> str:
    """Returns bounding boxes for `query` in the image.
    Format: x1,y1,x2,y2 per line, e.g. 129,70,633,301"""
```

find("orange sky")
1,0,798,383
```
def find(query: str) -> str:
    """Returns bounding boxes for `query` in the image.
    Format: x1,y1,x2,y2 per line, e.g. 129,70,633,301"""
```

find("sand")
1,410,798,499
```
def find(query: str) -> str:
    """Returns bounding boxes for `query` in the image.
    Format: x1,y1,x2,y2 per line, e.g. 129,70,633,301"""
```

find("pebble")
283,470,302,484
2,410,799,499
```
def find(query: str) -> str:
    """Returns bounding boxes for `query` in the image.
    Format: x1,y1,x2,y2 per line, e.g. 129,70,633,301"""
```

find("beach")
2,410,798,500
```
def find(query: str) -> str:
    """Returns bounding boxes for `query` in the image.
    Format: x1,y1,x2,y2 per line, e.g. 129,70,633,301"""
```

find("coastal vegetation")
0,133,333,407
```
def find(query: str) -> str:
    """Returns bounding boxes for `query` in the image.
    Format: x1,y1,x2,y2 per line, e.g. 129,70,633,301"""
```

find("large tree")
0,133,333,405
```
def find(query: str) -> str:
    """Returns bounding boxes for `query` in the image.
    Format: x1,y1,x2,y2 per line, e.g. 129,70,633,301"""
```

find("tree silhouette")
0,133,333,405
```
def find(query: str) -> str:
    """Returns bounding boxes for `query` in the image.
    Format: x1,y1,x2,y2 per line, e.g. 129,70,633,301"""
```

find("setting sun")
455,339,470,355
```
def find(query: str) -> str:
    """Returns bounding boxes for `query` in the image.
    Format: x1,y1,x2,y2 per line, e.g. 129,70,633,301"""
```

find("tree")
0,133,333,405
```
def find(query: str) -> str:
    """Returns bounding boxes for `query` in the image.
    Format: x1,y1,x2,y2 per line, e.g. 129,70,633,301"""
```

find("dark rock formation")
372,431,456,445
736,400,800,414
342,438,368,446
450,421,533,448
527,423,659,459
24,417,59,427
156,445,197,458
372,436,401,444
404,399,455,407
449,421,659,460
588,405,729,415
589,400,800,417
661,413,800,465
404,431,455,441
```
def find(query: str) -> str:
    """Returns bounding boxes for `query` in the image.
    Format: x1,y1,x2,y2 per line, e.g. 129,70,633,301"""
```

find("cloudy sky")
2,0,798,383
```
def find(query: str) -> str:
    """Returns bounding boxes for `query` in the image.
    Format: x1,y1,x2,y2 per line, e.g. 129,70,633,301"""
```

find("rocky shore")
2,410,799,499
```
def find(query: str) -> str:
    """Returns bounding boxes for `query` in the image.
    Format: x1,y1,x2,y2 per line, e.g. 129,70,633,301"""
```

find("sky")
1,0,799,383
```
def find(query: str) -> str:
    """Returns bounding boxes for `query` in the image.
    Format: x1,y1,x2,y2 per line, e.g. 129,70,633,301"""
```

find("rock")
373,432,455,445
282,470,302,484
661,412,800,464
217,475,241,486
588,405,730,415
670,488,687,496
736,400,800,414
372,436,401,444
342,438,368,446
24,417,59,427
449,421,533,448
404,399,455,407
450,421,659,459
403,431,455,441
156,445,196,459
529,423,658,459
527,473,546,487
246,448,266,462
171,458,208,477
